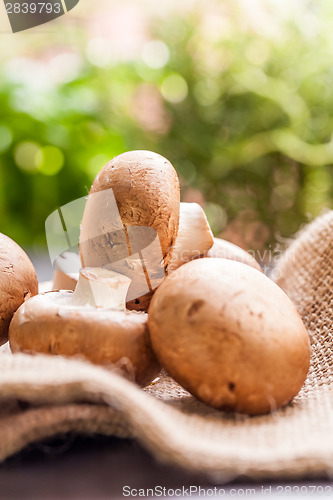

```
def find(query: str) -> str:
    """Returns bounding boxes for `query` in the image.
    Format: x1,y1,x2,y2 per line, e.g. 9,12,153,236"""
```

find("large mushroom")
80,150,180,312
148,258,310,415
9,267,160,387
0,233,38,346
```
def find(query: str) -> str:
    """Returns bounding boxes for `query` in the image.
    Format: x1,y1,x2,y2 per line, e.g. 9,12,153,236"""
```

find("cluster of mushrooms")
0,151,311,416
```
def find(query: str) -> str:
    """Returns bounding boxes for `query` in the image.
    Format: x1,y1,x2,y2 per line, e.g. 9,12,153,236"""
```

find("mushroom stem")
70,268,131,311
169,203,214,272
53,251,81,291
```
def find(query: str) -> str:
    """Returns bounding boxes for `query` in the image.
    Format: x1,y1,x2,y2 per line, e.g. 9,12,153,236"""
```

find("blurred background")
1,0,333,276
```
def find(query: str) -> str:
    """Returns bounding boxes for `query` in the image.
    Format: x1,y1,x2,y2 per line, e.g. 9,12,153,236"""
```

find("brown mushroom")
0,233,38,345
54,202,216,291
9,267,160,387
80,150,180,312
148,258,310,415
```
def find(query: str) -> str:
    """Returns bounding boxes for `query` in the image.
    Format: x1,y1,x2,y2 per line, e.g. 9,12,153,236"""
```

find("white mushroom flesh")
70,268,131,310
169,202,214,271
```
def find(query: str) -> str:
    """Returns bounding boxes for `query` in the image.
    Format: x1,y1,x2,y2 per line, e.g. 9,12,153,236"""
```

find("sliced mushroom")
80,151,180,312
0,233,38,345
169,203,214,271
168,206,261,273
9,267,160,387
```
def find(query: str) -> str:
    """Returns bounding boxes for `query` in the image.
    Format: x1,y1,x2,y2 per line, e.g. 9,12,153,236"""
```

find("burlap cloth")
1,211,333,480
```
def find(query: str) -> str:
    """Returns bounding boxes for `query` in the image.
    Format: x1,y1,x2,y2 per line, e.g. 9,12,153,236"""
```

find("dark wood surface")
0,435,209,500
0,434,332,500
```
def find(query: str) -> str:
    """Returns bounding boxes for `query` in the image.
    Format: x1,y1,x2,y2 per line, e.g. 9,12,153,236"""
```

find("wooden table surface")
0,434,209,499
1,433,332,500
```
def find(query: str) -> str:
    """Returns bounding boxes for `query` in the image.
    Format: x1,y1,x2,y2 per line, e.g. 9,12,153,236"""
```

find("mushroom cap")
80,150,180,312
0,233,38,345
203,238,262,272
148,258,310,415
9,291,160,387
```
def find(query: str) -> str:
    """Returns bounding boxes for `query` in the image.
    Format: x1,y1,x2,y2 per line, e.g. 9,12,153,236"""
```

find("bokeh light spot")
142,40,170,69
161,74,188,103
14,142,41,173
36,146,65,176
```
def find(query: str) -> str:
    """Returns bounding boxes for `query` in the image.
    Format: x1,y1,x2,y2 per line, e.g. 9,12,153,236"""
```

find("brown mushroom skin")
0,233,38,346
202,238,262,272
80,151,180,312
9,292,160,387
148,258,310,415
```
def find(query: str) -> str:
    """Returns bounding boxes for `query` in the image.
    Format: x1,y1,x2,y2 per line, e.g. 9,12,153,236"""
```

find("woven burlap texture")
1,211,333,480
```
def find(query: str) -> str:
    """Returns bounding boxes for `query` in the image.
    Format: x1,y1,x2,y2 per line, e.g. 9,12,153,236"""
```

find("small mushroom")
202,238,262,272
80,150,180,312
148,258,310,415
0,233,38,345
9,267,160,387
169,203,214,271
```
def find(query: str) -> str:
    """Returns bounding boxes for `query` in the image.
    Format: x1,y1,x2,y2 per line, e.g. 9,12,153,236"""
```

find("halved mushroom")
9,267,160,387
169,203,214,271
80,150,180,312
0,233,38,345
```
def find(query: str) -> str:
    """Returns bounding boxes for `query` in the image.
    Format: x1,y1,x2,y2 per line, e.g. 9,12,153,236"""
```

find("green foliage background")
1,0,333,257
